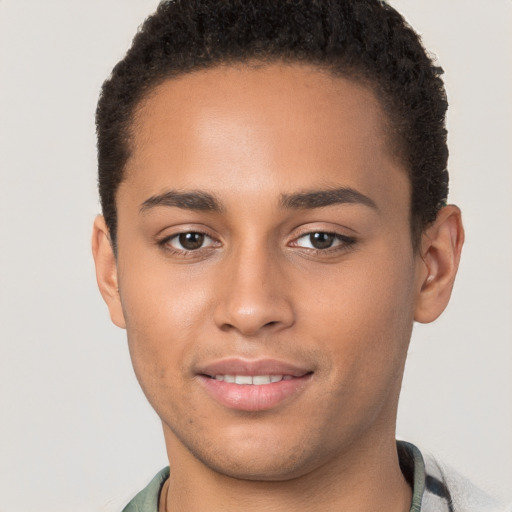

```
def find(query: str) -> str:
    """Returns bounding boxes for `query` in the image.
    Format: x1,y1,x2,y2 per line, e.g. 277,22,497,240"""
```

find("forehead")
122,63,408,210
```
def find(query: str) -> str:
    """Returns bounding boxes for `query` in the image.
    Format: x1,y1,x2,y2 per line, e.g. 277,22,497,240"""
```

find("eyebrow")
140,190,224,213
280,187,378,210
139,186,377,214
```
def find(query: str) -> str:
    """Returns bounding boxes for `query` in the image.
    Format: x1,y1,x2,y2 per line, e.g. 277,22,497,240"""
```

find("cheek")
300,245,417,381
119,247,213,326
116,255,214,388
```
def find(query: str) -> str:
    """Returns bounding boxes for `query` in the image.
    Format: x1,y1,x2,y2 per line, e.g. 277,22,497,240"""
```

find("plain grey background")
0,1,511,510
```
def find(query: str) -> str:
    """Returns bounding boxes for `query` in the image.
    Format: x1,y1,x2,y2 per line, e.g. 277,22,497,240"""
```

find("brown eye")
309,232,335,249
162,231,218,254
177,232,205,250
292,231,356,252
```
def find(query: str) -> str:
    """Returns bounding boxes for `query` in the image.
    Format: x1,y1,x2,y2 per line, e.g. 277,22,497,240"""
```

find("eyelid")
293,231,355,244
293,232,343,249
289,223,356,240
289,217,359,234
167,232,217,250
288,227,358,254
157,226,222,253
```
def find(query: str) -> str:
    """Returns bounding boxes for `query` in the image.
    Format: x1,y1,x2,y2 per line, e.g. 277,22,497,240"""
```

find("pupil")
310,232,334,249
179,232,204,250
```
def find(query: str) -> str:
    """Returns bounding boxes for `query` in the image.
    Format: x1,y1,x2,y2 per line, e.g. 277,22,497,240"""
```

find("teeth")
235,375,253,385
213,374,286,385
252,375,271,385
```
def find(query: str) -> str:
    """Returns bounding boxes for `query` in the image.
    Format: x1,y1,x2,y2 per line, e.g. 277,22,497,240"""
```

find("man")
91,1,503,510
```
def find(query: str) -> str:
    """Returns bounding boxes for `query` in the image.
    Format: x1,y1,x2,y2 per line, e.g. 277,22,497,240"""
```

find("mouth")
205,374,298,385
196,358,314,411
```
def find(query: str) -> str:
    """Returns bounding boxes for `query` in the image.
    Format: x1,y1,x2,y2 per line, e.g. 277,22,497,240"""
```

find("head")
92,0,463,485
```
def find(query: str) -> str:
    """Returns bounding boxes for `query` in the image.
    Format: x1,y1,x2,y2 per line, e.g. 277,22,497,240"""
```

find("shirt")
122,441,506,511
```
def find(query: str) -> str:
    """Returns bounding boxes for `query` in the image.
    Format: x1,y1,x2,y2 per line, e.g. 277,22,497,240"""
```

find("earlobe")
414,205,465,324
91,215,126,329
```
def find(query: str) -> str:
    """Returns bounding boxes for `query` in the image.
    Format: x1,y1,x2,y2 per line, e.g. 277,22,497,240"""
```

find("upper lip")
196,358,313,377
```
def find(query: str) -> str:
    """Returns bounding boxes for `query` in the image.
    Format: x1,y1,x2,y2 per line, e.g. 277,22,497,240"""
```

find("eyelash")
157,230,357,256
157,230,218,256
291,231,357,254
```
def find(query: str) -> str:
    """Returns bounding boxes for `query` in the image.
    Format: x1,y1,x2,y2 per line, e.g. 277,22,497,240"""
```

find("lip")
197,357,312,378
196,358,313,412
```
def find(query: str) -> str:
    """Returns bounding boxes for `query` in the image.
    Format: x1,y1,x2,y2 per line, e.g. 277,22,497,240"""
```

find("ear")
414,205,465,324
91,215,126,329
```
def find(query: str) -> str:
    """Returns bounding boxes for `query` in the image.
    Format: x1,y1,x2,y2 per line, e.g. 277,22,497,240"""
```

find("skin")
92,63,463,511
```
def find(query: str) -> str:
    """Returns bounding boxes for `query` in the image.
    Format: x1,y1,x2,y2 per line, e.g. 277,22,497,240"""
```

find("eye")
293,231,355,250
166,232,216,251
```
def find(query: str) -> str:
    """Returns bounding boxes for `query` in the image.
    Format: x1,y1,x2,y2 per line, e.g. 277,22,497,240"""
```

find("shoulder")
422,449,509,512
122,467,170,512
398,441,510,512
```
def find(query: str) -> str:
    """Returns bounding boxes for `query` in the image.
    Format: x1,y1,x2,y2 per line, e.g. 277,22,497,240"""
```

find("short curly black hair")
96,0,448,250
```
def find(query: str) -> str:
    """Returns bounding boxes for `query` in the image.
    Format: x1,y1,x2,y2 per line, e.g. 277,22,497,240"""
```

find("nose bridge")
214,236,294,336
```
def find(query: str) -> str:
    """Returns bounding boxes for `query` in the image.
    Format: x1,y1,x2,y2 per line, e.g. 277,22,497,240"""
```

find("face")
103,64,427,480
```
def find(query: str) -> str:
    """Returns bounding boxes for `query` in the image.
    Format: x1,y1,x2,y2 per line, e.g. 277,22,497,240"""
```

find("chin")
171,420,323,481
194,448,316,482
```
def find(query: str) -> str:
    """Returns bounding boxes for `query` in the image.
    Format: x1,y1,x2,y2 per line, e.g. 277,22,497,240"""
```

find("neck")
160,429,412,512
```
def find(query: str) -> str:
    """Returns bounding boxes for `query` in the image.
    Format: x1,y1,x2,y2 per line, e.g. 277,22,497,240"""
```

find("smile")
197,359,313,412
209,374,295,385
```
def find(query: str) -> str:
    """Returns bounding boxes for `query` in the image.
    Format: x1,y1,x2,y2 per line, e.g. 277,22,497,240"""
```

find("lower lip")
198,375,312,412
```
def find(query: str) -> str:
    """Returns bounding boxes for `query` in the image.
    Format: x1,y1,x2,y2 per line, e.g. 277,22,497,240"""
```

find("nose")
213,245,295,337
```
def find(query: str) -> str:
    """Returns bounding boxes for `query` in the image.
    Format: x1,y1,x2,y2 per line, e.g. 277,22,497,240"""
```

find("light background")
0,1,511,510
